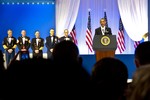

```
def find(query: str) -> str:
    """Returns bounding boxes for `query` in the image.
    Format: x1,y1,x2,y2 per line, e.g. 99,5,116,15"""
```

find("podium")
93,35,117,61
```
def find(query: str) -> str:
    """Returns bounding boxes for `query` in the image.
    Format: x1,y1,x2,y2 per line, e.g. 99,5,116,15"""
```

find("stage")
3,53,136,79
81,54,136,79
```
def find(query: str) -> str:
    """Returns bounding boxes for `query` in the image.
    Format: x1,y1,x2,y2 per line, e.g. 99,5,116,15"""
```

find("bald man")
2,29,17,66
31,31,44,58
59,29,73,42
17,30,30,60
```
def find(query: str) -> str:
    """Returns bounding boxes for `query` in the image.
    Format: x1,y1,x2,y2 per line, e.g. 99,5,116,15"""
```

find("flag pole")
88,8,91,55
86,8,93,54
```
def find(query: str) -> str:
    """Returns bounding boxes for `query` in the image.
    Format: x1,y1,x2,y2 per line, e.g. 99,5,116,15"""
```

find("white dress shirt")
51,36,53,43
22,37,25,44
36,38,39,46
101,26,105,35
8,37,11,44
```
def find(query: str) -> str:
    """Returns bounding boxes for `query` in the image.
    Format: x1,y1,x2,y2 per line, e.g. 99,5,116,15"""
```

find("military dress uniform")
17,36,30,60
31,38,44,58
2,36,17,66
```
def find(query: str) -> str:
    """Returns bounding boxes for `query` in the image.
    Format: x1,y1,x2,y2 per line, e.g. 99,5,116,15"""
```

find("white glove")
35,50,39,53
50,49,53,52
8,49,13,53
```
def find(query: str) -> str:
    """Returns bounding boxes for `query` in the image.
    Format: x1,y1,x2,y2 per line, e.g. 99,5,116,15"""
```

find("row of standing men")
2,29,73,67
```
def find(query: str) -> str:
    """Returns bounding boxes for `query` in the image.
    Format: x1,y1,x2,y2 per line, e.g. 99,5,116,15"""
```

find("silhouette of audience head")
0,50,4,70
5,58,54,99
52,41,80,63
134,41,150,68
127,64,150,100
91,57,128,100
52,40,90,95
0,50,4,65
0,50,5,100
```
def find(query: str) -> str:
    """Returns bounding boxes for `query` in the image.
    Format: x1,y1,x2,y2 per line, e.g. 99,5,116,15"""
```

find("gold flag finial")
142,33,148,41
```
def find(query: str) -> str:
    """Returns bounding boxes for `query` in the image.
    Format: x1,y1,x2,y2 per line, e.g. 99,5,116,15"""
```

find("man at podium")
93,18,116,62
95,18,112,35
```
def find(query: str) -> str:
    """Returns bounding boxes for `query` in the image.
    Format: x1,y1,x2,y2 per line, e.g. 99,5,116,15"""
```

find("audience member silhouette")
127,64,150,100
134,41,150,68
4,58,54,99
52,41,80,64
0,50,5,71
0,50,6,100
126,41,150,100
52,41,91,96
91,57,128,100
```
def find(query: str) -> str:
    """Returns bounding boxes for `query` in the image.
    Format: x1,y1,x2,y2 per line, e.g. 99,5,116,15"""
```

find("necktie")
102,29,105,35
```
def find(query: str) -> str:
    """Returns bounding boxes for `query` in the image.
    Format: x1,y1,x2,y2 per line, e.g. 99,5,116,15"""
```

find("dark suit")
95,27,112,35
45,36,58,59
2,36,17,66
17,36,30,60
59,36,73,42
31,38,44,58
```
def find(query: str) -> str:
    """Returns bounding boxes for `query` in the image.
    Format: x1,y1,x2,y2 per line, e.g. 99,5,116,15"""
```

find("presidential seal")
101,36,110,46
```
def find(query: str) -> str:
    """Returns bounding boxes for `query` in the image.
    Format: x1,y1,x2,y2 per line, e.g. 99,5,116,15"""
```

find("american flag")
104,11,108,27
117,18,126,53
134,41,140,48
86,11,93,52
70,25,77,45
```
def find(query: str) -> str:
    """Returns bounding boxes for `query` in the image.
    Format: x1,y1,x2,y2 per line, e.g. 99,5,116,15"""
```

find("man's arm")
2,38,8,50
45,37,51,50
106,27,112,35
31,38,35,51
39,38,44,50
108,28,112,35
17,37,22,50
55,36,59,43
26,37,31,50
69,36,73,42
59,37,64,42
95,29,99,35
12,37,17,50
